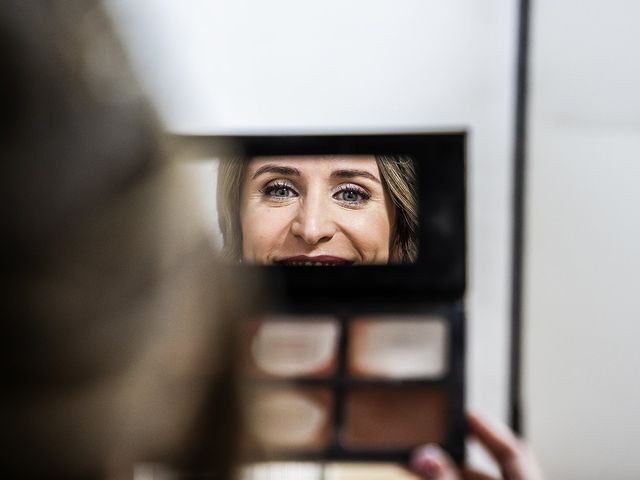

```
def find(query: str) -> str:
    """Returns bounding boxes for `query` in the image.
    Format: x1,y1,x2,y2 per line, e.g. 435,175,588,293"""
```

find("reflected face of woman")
240,156,395,265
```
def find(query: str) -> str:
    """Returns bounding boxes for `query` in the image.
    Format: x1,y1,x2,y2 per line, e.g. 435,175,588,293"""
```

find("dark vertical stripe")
510,0,532,436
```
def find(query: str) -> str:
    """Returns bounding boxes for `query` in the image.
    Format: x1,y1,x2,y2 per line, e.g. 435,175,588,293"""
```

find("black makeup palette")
243,306,464,463
173,132,465,298
172,132,467,466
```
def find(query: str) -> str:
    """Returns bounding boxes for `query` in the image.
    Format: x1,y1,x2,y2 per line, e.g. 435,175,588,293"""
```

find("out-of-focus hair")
217,155,418,263
1,2,244,478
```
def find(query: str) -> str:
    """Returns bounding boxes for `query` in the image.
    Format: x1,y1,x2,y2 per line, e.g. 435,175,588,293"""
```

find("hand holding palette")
242,310,464,463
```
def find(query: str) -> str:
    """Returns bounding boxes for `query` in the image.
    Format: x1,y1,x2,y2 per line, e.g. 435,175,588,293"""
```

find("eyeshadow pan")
348,316,448,379
248,317,339,378
249,387,333,450
342,386,447,449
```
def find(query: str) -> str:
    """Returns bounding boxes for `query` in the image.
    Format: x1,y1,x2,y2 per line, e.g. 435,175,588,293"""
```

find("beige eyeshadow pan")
249,387,333,450
342,386,447,449
348,316,448,379
246,316,339,378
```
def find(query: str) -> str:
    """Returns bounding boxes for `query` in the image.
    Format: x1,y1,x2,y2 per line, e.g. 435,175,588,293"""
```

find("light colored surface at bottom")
326,463,419,480
135,462,422,480
240,462,324,480
240,462,420,480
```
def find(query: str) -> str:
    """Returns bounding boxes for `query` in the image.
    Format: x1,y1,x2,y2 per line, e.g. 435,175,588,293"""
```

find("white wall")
525,1,640,478
107,0,520,473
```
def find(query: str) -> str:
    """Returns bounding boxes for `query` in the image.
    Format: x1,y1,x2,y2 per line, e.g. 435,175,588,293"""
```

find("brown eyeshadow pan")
342,386,448,450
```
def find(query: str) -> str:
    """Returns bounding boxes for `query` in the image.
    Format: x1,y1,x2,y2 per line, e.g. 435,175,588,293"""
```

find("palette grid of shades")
242,303,465,464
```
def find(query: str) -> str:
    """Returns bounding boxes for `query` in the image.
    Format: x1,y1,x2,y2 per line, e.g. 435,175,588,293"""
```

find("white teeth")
283,261,344,266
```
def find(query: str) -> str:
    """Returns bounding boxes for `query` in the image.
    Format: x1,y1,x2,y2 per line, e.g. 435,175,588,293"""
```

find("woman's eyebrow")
331,169,381,184
251,164,300,179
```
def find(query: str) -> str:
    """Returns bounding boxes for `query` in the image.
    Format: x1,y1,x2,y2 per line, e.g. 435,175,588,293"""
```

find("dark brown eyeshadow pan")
342,386,448,449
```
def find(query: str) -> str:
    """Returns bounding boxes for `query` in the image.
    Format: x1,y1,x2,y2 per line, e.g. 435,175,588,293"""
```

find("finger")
466,411,544,480
410,444,462,480
466,411,520,467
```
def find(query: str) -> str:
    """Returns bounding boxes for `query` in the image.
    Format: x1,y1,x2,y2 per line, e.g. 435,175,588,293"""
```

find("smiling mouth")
276,255,354,266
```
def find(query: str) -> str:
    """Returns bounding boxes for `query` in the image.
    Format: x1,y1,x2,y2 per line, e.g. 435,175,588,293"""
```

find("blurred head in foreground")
1,1,244,477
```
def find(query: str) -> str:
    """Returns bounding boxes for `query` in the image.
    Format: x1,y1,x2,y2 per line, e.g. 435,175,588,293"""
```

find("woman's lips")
275,255,354,266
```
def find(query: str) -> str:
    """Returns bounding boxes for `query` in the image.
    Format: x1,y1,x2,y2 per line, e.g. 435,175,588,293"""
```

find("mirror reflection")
217,155,418,265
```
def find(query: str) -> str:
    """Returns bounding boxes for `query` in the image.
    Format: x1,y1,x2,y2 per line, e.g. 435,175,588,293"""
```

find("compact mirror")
173,132,466,301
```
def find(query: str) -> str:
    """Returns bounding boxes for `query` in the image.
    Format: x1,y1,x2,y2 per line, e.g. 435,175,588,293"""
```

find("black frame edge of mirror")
171,131,467,304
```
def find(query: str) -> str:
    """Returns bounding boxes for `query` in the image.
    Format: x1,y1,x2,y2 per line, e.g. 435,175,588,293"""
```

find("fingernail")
411,444,443,478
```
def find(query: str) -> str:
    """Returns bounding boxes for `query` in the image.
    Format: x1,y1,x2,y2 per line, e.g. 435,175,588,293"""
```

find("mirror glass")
216,155,418,265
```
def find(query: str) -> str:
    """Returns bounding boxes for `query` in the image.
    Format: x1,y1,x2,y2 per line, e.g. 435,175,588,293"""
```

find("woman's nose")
290,195,337,245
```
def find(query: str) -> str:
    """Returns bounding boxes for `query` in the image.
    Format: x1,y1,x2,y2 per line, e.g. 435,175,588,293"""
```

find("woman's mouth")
275,255,354,266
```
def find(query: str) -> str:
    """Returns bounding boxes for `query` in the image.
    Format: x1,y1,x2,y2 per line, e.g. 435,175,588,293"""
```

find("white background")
524,1,640,478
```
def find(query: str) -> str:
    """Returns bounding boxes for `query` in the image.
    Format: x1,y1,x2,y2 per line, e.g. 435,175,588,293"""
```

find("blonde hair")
217,155,418,263
377,155,418,263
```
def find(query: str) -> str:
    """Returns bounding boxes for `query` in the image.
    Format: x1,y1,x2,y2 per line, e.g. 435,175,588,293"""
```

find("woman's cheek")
243,208,289,256
342,210,392,261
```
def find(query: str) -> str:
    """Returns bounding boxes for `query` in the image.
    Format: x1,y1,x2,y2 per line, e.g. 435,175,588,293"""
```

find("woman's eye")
333,186,370,204
263,182,298,199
